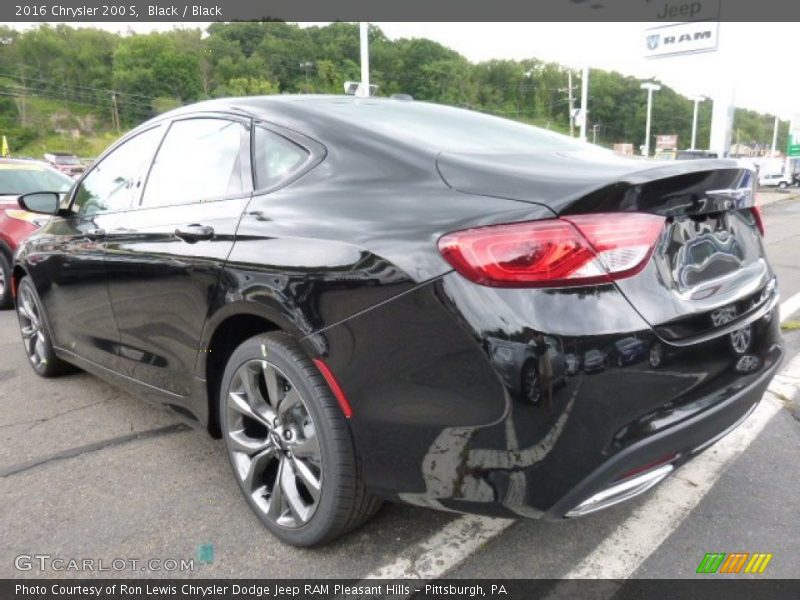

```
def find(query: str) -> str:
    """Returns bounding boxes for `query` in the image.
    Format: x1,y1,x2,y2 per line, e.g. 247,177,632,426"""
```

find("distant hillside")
0,22,789,157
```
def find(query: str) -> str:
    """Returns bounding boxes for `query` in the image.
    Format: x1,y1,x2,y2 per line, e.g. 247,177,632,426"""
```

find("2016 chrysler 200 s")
12,96,782,546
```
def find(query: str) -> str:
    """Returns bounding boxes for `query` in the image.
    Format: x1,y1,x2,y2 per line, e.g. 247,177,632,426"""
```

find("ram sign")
644,22,720,58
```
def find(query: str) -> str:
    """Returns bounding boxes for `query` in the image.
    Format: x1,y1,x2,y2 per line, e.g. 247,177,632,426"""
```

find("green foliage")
0,22,787,156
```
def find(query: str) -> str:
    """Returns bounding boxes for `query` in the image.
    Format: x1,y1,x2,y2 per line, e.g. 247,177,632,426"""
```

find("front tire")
15,277,72,377
0,253,12,310
219,332,380,547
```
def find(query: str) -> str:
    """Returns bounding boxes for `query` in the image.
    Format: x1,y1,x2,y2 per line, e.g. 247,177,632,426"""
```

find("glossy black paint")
13,96,783,519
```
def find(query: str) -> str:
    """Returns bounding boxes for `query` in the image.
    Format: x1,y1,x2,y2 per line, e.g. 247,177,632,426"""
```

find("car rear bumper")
545,342,782,519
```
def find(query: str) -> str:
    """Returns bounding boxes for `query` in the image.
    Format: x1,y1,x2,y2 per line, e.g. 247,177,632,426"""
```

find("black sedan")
12,96,782,546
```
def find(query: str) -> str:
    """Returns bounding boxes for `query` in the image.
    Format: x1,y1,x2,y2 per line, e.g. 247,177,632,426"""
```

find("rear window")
309,100,588,153
0,163,73,195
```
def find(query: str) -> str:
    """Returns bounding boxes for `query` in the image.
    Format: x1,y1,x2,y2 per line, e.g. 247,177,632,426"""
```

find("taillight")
751,205,765,236
438,212,665,288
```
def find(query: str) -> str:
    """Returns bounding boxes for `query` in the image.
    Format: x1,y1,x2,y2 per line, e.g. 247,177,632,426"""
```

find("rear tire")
778,182,788,189
15,277,72,377
219,332,381,547
0,253,12,310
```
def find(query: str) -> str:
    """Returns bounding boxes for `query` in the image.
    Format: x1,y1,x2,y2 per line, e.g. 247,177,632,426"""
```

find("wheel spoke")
34,332,46,363
243,444,278,493
278,387,303,419
280,459,311,523
291,456,321,502
228,428,272,455
263,363,282,409
266,458,287,520
290,432,320,459
228,391,271,428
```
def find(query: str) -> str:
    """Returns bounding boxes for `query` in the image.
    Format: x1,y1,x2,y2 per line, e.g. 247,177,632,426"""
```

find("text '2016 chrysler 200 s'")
12,96,782,546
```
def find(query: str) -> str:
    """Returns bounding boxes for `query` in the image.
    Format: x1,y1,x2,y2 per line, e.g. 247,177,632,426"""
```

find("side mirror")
18,192,61,215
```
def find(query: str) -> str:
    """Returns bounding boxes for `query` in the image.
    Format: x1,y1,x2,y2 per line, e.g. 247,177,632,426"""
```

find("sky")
11,21,799,119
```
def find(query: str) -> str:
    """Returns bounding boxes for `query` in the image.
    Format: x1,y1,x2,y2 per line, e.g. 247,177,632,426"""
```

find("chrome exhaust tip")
565,463,674,518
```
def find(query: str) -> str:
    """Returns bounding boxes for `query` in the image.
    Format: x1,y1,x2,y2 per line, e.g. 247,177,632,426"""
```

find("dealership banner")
4,579,800,600
4,0,800,21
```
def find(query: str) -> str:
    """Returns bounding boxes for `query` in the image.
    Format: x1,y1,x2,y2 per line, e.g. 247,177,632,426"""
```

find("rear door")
103,115,253,396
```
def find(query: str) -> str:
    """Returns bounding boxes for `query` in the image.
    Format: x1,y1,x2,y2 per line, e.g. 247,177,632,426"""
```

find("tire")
219,332,381,547
649,345,663,369
0,253,12,310
778,182,788,189
15,276,72,377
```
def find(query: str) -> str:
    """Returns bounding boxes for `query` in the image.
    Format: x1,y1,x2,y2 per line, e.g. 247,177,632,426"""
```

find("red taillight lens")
438,213,665,288
751,205,765,236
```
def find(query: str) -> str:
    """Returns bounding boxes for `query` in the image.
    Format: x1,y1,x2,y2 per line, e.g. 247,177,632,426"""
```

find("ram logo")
647,34,660,50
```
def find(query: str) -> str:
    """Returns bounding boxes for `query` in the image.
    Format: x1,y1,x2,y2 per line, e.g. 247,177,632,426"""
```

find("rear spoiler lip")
436,151,754,216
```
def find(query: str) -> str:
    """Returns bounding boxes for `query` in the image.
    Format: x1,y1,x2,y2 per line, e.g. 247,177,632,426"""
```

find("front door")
31,125,164,370
103,116,253,397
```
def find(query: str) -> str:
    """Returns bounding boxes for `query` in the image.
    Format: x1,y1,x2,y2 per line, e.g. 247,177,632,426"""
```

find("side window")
141,118,250,208
254,125,309,190
72,127,162,216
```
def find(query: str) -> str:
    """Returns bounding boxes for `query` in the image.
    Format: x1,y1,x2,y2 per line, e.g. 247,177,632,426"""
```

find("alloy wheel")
225,359,322,529
17,287,48,370
0,266,5,298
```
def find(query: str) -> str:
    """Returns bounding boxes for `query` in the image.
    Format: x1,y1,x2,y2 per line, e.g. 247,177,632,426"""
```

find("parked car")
486,336,566,405
612,337,648,367
12,96,783,546
564,353,580,375
758,172,793,189
43,152,85,178
676,150,718,160
583,349,608,373
0,159,73,309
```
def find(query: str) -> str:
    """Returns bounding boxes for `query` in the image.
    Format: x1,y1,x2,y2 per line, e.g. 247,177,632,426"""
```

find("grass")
16,131,121,159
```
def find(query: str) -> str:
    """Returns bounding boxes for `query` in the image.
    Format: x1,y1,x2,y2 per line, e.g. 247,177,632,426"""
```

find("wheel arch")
201,304,305,437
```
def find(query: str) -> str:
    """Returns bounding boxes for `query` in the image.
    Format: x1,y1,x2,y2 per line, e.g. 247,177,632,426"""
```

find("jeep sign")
644,22,720,58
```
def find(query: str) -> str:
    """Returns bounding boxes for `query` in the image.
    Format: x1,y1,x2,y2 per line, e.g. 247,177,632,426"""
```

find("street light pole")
579,66,589,142
640,82,661,157
358,22,370,98
771,116,780,156
690,96,705,151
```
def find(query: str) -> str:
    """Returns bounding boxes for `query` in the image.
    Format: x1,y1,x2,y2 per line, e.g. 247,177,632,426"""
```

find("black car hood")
436,150,746,215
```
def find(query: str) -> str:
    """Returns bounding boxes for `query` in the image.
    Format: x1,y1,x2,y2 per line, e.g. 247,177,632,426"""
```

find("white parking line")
363,291,800,581
780,290,800,322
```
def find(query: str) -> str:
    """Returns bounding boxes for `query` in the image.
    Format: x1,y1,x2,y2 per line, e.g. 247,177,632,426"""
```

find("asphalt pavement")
1,196,798,580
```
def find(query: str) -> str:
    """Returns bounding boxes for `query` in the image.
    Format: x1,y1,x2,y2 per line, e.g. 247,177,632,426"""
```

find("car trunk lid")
437,151,773,341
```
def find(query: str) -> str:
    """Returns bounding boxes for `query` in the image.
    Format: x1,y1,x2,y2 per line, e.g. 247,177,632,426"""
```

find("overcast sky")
13,21,799,119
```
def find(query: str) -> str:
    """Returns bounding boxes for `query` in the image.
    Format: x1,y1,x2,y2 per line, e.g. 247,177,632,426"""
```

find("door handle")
84,228,106,240
175,224,215,243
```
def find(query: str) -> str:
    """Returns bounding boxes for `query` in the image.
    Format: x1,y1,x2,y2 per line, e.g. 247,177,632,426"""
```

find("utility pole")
690,96,706,150
640,82,661,157
591,123,600,144
358,22,370,98
565,71,576,137
299,61,313,83
579,66,589,142
771,116,779,156
110,91,120,133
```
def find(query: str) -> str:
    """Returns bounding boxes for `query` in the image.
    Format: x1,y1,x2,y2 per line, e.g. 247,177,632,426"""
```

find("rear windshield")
0,163,74,195
310,100,589,153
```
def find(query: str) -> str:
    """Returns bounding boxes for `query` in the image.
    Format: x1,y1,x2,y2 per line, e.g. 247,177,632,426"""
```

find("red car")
0,159,73,308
